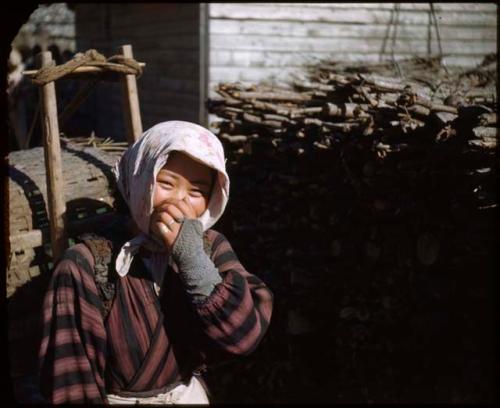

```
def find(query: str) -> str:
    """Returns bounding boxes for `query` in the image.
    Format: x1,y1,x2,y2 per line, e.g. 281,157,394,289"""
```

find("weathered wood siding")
209,3,497,88
75,3,202,140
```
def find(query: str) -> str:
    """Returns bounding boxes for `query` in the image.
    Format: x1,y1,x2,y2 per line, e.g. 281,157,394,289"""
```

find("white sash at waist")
107,375,209,405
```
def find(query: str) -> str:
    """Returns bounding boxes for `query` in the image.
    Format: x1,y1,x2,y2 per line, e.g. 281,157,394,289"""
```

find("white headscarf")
112,121,230,278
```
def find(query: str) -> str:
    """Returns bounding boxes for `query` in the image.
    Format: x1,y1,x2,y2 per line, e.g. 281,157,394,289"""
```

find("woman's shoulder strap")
75,217,130,318
76,232,115,299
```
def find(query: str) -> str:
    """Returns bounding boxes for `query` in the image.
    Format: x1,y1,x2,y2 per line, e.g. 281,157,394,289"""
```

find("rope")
389,3,403,78
379,3,396,61
430,3,449,74
429,4,444,60
32,49,143,85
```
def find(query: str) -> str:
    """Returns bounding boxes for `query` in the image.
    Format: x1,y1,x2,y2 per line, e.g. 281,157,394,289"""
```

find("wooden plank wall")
75,3,201,140
209,2,497,89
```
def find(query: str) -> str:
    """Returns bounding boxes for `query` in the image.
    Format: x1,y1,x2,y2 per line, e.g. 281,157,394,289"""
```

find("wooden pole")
119,44,143,144
36,51,67,261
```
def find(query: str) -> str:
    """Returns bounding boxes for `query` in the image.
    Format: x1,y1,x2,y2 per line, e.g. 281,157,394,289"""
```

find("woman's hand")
150,197,198,251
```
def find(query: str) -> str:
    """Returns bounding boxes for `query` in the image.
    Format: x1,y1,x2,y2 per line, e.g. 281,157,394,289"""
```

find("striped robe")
38,229,274,404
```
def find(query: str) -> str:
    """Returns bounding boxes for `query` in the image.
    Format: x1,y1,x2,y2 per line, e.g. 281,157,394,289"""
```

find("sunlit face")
152,151,215,218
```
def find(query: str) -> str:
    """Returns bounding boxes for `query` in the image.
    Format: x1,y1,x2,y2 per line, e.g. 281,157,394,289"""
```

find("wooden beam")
36,51,67,261
9,212,121,249
23,63,146,77
120,44,143,144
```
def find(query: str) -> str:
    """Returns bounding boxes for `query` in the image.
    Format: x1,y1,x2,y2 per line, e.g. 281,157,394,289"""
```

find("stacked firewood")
205,56,496,403
208,56,496,156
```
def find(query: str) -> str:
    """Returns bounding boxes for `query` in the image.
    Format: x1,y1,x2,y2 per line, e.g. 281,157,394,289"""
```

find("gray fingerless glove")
172,218,222,301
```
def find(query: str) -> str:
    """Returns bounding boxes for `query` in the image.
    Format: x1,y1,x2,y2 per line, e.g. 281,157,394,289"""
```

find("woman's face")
152,151,215,218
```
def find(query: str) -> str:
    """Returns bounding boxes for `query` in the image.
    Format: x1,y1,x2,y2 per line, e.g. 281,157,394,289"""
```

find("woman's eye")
190,190,202,197
159,181,173,188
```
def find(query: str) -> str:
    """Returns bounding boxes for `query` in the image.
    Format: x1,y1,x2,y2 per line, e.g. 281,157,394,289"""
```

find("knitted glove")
172,218,222,302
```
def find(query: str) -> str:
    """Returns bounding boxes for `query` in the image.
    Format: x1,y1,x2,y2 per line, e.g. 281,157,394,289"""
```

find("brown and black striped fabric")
38,229,274,404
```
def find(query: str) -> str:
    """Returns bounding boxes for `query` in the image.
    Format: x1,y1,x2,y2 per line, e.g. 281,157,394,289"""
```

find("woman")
38,121,274,404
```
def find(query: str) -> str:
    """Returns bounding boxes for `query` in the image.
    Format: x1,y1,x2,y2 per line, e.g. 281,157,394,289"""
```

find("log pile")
205,56,496,403
209,55,496,157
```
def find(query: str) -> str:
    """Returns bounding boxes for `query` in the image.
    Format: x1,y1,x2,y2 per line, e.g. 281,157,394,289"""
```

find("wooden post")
36,51,67,260
119,44,143,144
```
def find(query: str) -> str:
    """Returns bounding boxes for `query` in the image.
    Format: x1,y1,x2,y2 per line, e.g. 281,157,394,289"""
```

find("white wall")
208,3,497,89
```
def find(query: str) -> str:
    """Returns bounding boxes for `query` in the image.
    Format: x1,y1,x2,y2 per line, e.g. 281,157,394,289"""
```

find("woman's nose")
171,186,188,201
